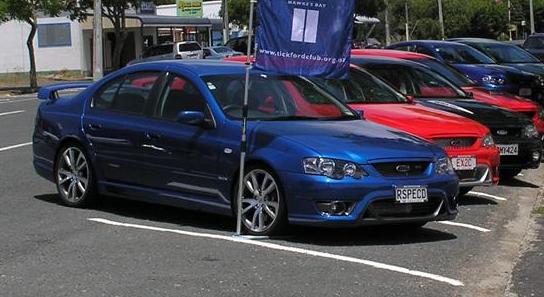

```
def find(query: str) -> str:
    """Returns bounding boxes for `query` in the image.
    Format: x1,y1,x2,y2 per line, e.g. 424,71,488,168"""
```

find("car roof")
393,40,465,46
352,49,431,60
125,60,249,76
448,38,503,44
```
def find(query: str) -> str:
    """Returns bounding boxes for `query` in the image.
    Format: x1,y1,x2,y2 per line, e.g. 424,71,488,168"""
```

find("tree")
0,0,69,90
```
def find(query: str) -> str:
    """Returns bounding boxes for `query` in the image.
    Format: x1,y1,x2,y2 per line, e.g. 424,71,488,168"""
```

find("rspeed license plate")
395,186,428,204
519,88,532,97
451,156,477,170
497,144,519,156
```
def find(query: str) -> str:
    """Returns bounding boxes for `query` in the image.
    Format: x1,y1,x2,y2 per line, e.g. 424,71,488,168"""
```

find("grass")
0,70,88,89
534,206,544,215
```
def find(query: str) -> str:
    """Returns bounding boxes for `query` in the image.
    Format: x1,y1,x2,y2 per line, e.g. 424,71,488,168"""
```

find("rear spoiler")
37,81,93,100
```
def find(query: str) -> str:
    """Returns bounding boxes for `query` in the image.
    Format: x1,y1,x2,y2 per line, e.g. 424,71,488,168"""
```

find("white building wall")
0,17,85,74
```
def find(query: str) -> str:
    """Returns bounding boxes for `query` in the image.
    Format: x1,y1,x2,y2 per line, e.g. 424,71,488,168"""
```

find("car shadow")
34,194,235,233
34,194,457,246
499,178,540,188
458,194,498,206
279,224,457,247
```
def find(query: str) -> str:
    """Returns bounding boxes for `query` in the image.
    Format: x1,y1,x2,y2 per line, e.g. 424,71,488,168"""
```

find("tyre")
458,187,473,197
55,144,97,207
500,169,522,180
234,165,287,236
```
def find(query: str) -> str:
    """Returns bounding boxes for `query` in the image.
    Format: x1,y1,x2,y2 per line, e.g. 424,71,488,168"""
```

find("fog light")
532,151,541,162
316,201,352,216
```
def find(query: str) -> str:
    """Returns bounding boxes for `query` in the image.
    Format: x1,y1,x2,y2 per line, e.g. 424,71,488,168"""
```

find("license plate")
451,156,477,170
519,88,532,96
395,186,428,204
497,144,519,156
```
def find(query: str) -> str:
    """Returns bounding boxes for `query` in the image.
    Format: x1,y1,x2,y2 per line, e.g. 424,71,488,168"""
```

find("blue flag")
254,0,355,79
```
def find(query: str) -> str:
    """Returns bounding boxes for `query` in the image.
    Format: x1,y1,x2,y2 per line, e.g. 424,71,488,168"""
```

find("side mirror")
405,95,415,104
176,111,206,126
466,92,474,98
356,109,365,120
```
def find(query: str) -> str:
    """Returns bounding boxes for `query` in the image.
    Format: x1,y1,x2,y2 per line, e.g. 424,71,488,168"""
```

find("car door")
139,73,226,205
83,71,163,185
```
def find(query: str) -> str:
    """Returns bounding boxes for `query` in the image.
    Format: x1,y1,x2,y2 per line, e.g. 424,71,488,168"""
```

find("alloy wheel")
241,169,281,234
57,147,90,204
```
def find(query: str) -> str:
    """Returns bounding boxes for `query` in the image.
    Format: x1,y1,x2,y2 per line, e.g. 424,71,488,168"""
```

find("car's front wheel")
55,144,96,207
235,166,287,236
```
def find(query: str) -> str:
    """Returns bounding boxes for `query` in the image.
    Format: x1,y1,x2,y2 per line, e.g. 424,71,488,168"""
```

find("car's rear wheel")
55,144,96,207
235,166,287,236
500,169,522,180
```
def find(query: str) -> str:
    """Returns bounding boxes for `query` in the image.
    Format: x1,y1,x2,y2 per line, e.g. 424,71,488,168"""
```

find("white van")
130,41,204,65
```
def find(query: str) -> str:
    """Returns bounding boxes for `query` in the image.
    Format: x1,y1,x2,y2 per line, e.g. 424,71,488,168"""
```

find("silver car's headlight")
435,157,455,175
481,133,495,147
303,158,366,180
523,124,539,138
482,75,505,85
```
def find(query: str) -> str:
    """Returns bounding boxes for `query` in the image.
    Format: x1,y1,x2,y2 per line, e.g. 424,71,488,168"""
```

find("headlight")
481,133,495,147
435,157,455,175
303,158,366,179
538,76,544,87
481,75,505,85
523,124,539,138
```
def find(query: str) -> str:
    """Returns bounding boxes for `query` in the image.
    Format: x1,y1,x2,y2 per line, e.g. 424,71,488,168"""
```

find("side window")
93,72,161,114
415,46,434,57
156,75,208,121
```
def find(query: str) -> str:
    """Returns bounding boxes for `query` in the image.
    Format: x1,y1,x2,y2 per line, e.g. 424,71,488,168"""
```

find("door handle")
88,123,103,131
144,132,161,140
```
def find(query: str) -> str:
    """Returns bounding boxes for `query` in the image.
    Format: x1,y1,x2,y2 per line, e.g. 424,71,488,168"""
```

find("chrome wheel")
57,147,89,204
241,169,281,234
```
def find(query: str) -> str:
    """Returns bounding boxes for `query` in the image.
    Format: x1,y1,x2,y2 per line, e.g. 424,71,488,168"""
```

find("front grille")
363,197,442,219
372,161,430,177
521,112,536,119
434,137,477,149
491,127,522,138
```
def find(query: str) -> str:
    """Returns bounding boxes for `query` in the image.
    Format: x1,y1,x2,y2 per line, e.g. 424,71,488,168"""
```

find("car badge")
497,130,508,136
396,165,411,173
450,139,462,146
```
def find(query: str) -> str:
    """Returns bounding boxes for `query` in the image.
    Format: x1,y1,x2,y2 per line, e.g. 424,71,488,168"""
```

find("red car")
224,56,500,192
352,49,544,138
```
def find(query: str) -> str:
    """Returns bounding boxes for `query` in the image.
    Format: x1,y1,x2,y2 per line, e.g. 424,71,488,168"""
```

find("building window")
38,23,71,48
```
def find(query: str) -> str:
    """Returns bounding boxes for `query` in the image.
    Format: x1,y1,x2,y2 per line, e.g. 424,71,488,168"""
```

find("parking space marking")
437,221,491,233
0,110,25,117
467,191,508,201
88,218,464,287
0,142,32,152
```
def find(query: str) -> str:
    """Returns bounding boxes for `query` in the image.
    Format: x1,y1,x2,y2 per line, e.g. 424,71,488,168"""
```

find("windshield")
471,43,540,63
434,44,496,64
313,68,408,104
203,74,357,121
364,64,468,99
179,43,201,52
214,47,233,54
415,59,476,87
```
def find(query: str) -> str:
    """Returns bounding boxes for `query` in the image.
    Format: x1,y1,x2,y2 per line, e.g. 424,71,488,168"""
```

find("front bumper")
280,171,459,227
444,147,500,188
496,138,542,170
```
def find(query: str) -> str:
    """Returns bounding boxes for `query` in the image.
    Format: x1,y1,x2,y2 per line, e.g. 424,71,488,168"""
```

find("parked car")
387,40,544,103
352,56,542,180
523,34,544,61
128,41,203,65
312,65,499,194
203,46,243,59
225,36,255,54
449,38,544,97
33,60,459,236
352,49,544,139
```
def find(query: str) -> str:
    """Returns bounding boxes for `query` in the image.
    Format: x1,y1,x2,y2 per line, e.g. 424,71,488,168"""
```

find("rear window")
179,43,201,52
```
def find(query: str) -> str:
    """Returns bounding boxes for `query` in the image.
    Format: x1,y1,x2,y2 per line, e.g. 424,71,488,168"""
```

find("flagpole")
235,0,257,236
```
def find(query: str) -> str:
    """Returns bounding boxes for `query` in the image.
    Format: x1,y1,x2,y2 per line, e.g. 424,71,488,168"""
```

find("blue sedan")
33,60,459,235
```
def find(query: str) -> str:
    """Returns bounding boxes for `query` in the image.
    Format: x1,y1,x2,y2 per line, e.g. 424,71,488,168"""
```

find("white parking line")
0,142,32,152
437,221,491,233
0,110,25,117
88,218,464,287
467,191,508,202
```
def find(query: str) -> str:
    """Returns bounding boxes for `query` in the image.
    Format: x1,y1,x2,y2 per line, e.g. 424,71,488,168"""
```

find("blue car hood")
251,120,440,164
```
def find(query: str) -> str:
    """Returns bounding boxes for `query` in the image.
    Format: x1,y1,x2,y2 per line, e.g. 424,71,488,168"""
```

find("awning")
127,14,212,28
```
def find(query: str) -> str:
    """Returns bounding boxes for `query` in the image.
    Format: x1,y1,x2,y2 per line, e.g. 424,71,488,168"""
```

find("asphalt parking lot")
0,94,543,297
